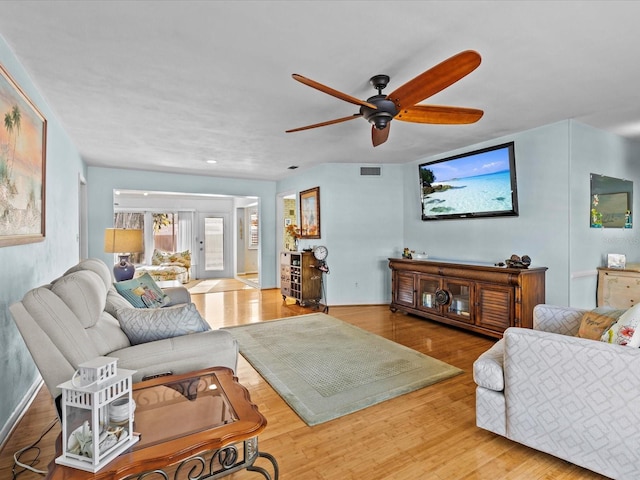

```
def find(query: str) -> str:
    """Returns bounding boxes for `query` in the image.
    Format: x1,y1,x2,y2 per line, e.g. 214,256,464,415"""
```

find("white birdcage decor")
55,357,138,473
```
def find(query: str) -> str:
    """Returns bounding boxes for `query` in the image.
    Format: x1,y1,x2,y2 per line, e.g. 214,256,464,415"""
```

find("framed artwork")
0,64,47,247
597,192,629,228
300,186,320,239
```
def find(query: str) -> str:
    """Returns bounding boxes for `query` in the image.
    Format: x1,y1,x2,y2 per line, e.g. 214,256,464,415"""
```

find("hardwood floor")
0,288,609,480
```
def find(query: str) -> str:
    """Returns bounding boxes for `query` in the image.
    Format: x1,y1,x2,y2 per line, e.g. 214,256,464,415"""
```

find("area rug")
188,278,255,294
222,313,462,426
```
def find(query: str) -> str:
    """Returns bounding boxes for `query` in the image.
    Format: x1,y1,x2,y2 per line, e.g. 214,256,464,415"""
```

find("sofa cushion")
86,313,131,354
601,303,640,346
114,273,170,308
575,307,624,340
51,270,106,329
116,303,210,345
110,329,238,383
63,258,113,291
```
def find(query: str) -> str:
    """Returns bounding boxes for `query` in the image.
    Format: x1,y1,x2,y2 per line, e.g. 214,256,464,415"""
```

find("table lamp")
104,228,144,281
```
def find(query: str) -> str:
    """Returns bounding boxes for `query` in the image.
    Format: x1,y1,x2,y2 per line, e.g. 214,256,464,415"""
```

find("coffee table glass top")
131,371,238,449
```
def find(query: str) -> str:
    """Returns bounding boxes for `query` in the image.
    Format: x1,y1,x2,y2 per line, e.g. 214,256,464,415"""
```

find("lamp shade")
104,229,143,254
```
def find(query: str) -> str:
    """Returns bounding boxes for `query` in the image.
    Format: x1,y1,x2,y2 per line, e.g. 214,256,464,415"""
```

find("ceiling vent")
360,166,381,176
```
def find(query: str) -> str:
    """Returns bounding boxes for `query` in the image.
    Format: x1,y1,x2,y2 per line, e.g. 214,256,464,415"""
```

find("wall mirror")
590,174,633,228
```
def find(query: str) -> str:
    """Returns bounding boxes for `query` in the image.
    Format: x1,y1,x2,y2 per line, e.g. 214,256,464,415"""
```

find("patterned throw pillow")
600,303,640,346
114,273,170,308
151,249,191,268
576,308,625,340
116,303,210,345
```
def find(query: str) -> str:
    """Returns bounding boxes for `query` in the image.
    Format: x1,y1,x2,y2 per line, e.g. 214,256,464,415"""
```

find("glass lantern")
55,357,138,472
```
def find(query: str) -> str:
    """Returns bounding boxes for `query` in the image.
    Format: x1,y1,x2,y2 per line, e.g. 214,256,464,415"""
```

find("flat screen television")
419,141,518,221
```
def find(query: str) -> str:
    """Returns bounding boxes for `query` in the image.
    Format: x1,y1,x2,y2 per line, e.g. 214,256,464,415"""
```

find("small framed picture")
607,253,626,269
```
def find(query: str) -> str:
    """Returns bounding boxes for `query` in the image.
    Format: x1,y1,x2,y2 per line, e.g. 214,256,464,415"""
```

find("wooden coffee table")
47,367,278,479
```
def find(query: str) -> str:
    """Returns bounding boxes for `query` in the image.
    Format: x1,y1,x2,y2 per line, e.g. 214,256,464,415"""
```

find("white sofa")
10,258,238,410
474,304,640,479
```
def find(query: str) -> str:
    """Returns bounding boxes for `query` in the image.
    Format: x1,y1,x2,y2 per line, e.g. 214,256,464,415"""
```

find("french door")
195,213,232,279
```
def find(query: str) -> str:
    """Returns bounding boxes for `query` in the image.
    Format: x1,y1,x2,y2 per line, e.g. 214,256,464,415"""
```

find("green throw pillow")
114,273,170,308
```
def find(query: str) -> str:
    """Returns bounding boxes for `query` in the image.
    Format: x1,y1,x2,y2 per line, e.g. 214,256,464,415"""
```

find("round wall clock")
313,245,328,261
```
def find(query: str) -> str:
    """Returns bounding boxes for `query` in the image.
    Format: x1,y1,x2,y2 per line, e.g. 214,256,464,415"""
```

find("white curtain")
178,211,195,266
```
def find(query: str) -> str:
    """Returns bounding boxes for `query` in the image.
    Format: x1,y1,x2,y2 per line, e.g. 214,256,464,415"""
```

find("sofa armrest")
533,303,586,336
503,327,640,478
162,286,191,306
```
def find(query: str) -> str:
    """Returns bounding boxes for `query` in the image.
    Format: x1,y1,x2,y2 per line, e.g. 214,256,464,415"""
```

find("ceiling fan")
286,50,484,147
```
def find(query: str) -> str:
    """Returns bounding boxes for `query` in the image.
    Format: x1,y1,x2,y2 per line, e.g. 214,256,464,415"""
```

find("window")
113,212,145,264
114,211,193,264
152,213,179,252
249,210,259,248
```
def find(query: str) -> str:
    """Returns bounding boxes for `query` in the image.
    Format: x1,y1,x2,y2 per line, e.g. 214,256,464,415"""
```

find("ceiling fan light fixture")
372,113,392,130
286,50,483,146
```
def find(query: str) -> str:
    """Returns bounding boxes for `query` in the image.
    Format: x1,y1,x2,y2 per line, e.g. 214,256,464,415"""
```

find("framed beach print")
300,186,320,239
0,64,47,247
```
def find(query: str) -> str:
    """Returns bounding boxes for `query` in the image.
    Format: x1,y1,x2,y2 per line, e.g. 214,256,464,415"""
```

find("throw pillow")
600,303,640,346
114,273,170,308
116,303,211,345
152,249,191,268
575,308,625,340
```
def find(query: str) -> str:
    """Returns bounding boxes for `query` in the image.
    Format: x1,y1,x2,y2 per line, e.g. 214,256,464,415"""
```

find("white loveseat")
10,258,238,409
473,304,640,479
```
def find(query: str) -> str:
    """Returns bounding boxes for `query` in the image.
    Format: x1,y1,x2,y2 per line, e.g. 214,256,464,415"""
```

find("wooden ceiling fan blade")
286,114,362,133
292,74,377,109
388,50,481,110
371,124,390,147
395,105,484,124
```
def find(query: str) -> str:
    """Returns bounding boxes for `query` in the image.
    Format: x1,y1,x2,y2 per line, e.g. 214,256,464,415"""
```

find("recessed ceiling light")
206,160,217,164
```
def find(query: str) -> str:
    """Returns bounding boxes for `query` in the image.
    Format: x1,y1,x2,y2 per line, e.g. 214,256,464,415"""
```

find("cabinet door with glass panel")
417,275,473,324
442,279,474,324
416,274,441,313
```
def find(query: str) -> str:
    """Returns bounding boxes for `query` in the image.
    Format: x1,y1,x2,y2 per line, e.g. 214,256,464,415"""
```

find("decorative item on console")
285,223,301,251
607,253,626,269
503,254,531,269
56,357,138,472
402,248,428,260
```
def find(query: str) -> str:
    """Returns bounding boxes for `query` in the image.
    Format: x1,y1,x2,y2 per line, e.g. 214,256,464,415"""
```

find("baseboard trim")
0,377,44,451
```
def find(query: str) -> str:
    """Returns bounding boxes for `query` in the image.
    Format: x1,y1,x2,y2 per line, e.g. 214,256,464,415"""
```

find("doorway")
277,191,298,288
112,190,259,284
195,212,232,279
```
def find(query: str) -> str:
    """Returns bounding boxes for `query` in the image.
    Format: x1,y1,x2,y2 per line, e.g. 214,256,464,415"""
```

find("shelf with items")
280,251,322,307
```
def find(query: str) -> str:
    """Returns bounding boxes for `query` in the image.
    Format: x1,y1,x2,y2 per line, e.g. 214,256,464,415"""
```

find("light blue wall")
569,122,640,308
0,36,85,437
402,120,640,308
277,163,405,305
86,167,278,287
403,122,571,306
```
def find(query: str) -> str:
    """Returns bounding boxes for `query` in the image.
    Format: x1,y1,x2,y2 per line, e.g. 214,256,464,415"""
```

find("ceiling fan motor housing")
361,95,398,130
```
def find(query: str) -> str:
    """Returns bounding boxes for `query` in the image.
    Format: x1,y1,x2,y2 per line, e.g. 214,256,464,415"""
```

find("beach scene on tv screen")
420,146,514,217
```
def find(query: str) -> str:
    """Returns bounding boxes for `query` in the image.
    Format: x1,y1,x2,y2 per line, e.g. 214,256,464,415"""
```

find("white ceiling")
2,1,640,181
